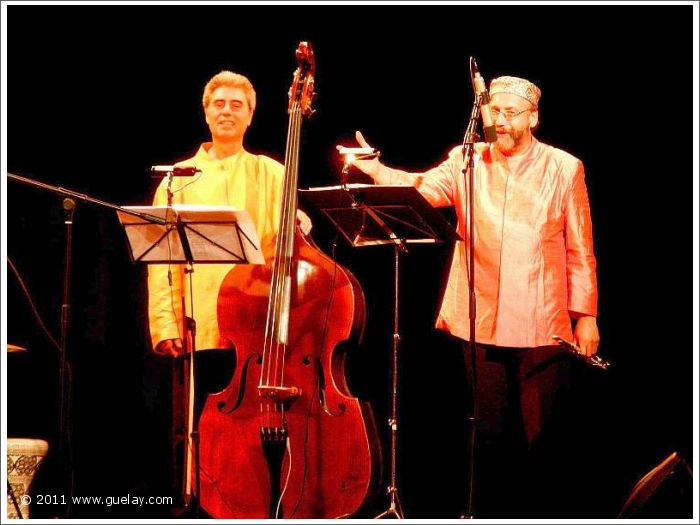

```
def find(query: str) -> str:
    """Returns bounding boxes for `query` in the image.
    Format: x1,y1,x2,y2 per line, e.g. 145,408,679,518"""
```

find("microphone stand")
171,241,202,518
6,172,171,518
6,172,170,225
157,171,203,518
58,197,76,518
459,59,484,519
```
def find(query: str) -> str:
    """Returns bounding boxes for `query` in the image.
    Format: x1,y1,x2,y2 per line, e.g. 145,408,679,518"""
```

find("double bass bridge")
258,385,302,401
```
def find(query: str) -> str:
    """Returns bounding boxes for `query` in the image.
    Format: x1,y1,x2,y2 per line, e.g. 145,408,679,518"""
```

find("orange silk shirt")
378,138,597,348
147,144,283,351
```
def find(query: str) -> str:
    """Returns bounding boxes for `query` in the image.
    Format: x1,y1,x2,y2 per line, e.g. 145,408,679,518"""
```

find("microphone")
471,60,497,143
150,165,202,177
337,147,380,158
337,147,380,186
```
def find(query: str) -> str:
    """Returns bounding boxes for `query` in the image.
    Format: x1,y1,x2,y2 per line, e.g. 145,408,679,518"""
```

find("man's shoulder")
244,151,285,179
540,141,582,171
250,151,284,168
170,144,284,176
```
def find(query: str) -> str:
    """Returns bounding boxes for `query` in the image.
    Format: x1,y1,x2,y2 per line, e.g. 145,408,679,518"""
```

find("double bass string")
261,103,303,430
259,106,292,428
271,104,303,516
278,106,303,398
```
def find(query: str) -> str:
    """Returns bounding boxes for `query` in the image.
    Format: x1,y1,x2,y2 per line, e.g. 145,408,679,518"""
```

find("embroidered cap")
489,76,541,108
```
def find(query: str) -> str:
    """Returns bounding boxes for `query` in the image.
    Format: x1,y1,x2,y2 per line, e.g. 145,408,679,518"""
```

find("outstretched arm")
337,130,459,207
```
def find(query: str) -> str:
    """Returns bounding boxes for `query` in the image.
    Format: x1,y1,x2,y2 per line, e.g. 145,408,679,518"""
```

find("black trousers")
464,343,572,518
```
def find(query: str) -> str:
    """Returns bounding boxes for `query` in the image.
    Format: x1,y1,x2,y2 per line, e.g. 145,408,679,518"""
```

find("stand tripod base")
374,487,405,519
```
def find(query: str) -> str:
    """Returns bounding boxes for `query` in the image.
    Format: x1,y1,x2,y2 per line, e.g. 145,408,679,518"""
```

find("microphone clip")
338,148,380,188
150,166,201,179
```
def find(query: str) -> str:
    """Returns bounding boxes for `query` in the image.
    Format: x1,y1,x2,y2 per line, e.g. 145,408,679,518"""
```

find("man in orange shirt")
345,75,599,516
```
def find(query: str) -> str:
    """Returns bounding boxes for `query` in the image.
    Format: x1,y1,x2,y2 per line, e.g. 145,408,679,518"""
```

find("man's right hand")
337,130,382,180
154,338,183,357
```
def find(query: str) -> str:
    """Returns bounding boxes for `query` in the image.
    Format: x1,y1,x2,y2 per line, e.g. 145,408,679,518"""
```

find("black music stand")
299,184,459,519
117,204,264,516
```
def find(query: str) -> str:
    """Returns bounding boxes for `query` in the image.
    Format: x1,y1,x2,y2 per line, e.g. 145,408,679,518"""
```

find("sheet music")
117,205,264,264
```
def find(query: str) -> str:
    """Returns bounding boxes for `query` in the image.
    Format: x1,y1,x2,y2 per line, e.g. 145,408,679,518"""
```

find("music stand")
117,204,264,516
299,184,459,519
118,204,265,265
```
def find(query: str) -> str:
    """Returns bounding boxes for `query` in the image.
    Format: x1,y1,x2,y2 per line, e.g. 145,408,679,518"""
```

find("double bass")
197,42,380,519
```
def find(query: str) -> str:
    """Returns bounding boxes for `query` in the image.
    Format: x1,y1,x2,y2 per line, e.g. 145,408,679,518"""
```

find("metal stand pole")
374,242,406,519
58,198,76,518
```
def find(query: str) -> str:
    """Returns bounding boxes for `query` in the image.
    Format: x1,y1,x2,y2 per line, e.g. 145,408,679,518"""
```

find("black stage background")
5,4,695,519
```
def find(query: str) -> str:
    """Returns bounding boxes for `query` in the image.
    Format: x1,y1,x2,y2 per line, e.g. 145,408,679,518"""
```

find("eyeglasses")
489,108,531,121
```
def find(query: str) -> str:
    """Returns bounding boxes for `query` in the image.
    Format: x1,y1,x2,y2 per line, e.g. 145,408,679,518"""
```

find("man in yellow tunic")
345,75,599,516
148,70,309,357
